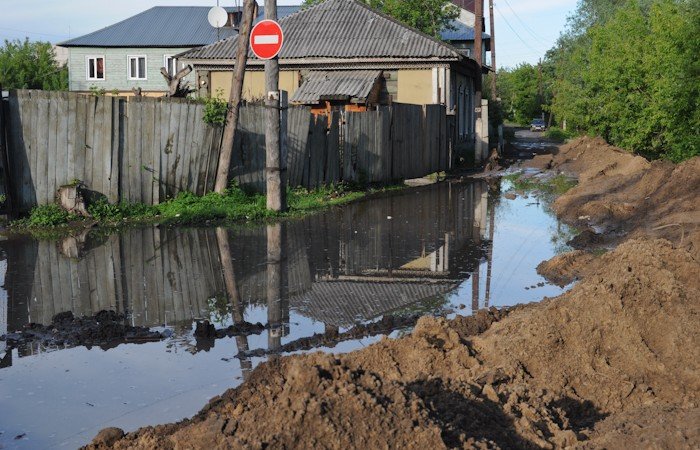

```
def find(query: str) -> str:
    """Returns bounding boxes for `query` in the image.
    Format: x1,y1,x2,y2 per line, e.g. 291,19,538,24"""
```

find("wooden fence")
1,90,450,211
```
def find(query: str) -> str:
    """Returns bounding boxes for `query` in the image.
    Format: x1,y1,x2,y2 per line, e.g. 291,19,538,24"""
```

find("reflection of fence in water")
4,180,489,330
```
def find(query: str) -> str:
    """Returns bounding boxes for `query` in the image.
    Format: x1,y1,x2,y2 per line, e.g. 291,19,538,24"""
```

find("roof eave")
60,44,207,49
181,56,462,66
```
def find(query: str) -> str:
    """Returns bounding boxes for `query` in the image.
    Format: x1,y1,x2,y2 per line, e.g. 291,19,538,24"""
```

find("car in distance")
530,118,546,132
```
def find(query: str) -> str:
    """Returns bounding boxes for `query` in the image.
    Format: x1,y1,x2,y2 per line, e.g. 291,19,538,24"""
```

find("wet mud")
85,137,699,449
2,311,165,351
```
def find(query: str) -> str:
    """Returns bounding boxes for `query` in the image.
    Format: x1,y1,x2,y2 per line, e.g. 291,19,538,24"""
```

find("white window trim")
127,55,148,81
164,54,178,76
85,55,106,81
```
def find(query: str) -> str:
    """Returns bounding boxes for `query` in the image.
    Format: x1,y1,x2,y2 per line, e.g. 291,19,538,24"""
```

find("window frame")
163,54,179,77
127,55,148,81
85,55,106,81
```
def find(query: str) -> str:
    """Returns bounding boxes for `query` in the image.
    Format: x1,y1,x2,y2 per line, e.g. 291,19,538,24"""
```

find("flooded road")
0,178,574,449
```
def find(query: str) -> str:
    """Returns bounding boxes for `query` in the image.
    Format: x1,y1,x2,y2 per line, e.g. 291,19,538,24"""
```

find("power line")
500,0,553,46
0,26,68,39
494,4,548,56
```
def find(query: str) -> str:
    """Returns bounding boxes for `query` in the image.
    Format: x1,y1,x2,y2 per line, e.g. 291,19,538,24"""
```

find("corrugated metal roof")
289,280,455,327
290,70,381,103
59,6,300,48
179,0,462,61
440,20,490,42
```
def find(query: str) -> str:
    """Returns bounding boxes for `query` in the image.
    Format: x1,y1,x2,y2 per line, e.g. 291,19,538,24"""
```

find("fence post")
0,87,12,214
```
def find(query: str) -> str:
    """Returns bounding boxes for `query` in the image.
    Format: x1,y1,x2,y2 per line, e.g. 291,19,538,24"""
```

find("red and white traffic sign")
250,20,284,60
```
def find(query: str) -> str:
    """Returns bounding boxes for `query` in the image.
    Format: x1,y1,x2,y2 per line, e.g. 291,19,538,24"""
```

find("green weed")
12,182,397,232
16,204,79,227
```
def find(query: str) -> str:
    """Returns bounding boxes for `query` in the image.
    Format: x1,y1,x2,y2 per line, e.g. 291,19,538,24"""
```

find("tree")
302,0,459,38
550,0,699,161
0,39,68,90
496,64,548,125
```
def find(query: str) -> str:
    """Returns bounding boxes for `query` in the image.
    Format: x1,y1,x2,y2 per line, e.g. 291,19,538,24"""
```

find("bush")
202,90,229,126
545,127,575,142
22,204,77,227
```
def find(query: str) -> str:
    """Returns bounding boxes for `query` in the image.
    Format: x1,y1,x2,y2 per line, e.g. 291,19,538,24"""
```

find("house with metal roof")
58,5,299,95
179,0,484,143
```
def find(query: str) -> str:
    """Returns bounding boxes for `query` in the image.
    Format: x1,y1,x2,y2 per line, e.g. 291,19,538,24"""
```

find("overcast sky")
0,0,578,68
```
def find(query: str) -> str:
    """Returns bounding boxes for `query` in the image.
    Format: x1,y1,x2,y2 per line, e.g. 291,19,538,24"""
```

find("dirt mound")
525,137,700,259
86,238,700,449
527,136,651,181
474,238,699,413
536,250,597,287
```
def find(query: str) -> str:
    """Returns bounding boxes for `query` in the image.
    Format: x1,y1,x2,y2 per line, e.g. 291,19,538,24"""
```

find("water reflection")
2,181,492,359
1,178,576,448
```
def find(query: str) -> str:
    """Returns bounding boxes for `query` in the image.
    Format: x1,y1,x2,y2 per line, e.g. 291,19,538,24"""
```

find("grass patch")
545,127,577,142
504,172,577,196
11,182,400,234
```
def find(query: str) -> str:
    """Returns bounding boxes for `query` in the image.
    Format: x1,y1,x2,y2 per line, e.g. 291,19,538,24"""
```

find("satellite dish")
208,6,228,28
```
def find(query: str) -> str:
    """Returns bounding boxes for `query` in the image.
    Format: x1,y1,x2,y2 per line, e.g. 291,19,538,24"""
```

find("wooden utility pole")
214,0,257,194
474,0,484,162
265,0,287,211
474,0,484,103
488,0,497,98
538,58,543,119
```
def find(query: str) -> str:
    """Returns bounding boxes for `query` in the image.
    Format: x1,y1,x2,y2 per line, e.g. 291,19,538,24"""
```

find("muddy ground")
86,137,699,449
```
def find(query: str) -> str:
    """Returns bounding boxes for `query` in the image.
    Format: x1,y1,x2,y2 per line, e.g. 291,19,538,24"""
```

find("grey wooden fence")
2,90,450,211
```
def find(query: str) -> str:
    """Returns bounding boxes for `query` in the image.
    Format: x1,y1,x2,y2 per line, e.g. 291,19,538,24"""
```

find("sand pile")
529,137,700,259
85,136,699,449
85,237,699,449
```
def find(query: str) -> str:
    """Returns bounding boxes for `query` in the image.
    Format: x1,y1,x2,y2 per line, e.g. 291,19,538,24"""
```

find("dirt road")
85,137,700,450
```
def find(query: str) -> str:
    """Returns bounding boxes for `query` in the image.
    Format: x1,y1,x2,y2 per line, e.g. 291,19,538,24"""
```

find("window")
86,56,105,80
164,55,178,77
127,55,147,80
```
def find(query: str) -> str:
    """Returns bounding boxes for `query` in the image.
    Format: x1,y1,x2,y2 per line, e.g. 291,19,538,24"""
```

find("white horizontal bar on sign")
254,35,279,45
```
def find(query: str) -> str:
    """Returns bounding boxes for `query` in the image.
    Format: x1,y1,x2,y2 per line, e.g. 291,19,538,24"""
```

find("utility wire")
494,4,548,56
0,26,68,39
501,0,555,46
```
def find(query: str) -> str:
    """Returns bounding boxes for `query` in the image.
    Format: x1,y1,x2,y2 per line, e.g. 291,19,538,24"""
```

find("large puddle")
0,178,574,449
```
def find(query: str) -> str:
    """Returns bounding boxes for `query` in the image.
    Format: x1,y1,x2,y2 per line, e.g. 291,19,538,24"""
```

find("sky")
0,0,578,69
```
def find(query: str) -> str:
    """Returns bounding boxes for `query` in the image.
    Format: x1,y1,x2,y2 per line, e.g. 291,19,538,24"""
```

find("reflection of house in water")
1,180,494,365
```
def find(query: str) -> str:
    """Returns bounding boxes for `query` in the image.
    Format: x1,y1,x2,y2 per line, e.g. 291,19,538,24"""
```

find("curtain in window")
96,58,104,79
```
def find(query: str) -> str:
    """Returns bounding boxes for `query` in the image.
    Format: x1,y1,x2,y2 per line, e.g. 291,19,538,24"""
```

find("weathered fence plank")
326,111,340,185
286,107,311,187
5,91,452,210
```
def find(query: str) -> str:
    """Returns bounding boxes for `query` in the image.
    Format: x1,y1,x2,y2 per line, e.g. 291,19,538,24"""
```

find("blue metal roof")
59,6,300,48
440,20,490,42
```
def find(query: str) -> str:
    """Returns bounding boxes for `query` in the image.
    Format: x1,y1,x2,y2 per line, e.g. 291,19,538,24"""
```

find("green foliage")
496,64,548,125
14,182,387,230
18,204,78,227
202,89,229,126
87,198,158,222
545,127,576,142
89,86,107,96
504,172,577,196
301,0,459,37
549,0,699,161
0,39,68,90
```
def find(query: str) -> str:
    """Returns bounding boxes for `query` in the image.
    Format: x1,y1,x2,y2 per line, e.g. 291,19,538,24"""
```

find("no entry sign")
250,20,284,60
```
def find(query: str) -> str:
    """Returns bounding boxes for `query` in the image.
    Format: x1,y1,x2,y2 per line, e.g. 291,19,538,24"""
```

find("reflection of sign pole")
261,4,287,212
